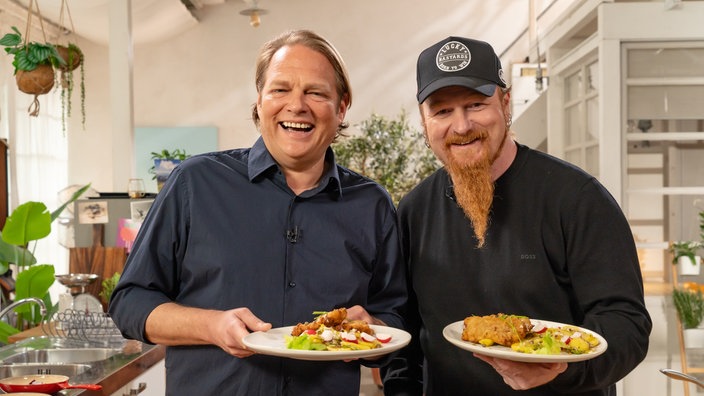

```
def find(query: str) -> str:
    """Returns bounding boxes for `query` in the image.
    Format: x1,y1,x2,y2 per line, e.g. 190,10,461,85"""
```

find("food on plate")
511,322,600,355
461,314,533,347
461,313,601,355
286,308,392,351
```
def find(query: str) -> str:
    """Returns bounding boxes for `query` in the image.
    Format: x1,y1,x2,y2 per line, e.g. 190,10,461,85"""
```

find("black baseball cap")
416,36,507,103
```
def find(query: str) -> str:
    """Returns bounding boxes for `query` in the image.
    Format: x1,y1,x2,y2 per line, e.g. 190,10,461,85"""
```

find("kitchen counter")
0,331,165,396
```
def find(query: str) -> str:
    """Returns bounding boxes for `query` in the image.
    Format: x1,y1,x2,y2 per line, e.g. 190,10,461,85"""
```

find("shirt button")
288,281,296,288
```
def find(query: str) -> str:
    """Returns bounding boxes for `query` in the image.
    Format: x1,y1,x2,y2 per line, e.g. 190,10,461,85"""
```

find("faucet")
0,297,48,321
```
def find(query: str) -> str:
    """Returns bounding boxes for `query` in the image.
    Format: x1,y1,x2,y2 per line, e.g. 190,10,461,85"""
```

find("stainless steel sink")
0,362,91,377
1,348,120,364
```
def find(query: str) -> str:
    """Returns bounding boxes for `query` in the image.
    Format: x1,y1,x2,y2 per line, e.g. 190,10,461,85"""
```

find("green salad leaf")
285,334,327,351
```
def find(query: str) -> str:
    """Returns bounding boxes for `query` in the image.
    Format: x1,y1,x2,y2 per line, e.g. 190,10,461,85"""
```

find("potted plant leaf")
0,184,91,343
672,241,702,276
149,149,190,191
671,211,704,276
99,272,120,311
673,287,704,329
0,26,65,116
333,110,439,204
673,287,704,347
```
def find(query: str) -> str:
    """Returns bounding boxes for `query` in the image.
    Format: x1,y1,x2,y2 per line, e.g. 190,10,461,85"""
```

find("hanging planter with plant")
54,0,86,132
0,26,64,116
0,0,65,117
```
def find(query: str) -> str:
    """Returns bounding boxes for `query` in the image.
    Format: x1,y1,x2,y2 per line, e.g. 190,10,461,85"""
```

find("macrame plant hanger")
58,0,77,40
19,0,53,116
56,0,84,131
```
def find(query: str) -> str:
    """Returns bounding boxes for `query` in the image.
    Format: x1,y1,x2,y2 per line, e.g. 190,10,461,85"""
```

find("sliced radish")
376,333,392,343
532,323,547,334
305,329,316,335
361,332,377,342
342,332,358,343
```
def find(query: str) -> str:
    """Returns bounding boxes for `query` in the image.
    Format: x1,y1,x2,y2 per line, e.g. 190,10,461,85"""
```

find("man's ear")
337,94,350,122
502,90,511,107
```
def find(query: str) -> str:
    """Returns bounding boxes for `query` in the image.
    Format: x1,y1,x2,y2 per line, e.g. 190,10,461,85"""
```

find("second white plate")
442,319,608,363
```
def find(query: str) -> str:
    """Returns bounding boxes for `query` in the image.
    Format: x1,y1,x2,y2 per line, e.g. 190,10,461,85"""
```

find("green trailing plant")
56,42,86,133
0,184,91,343
334,110,439,204
673,287,704,329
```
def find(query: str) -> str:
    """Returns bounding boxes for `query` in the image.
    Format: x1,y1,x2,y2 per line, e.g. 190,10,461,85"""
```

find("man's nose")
451,111,473,134
286,91,307,113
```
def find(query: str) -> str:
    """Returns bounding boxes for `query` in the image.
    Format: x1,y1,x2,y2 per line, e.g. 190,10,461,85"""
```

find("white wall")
65,0,572,192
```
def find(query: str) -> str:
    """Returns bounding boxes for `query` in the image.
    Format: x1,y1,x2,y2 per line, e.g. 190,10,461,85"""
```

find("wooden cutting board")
69,224,127,311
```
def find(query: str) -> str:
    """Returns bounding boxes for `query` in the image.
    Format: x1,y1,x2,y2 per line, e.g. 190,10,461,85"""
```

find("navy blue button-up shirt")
109,137,407,396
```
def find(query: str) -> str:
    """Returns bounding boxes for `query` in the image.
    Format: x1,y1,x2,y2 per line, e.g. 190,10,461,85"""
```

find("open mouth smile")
449,136,483,146
280,121,314,132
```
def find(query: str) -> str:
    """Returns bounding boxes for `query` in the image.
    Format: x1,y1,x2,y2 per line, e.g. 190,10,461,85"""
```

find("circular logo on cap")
436,41,470,72
498,68,507,86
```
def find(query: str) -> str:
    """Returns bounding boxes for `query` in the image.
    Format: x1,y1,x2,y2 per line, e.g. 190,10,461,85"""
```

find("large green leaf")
0,234,36,270
0,321,20,345
14,264,55,311
1,202,51,246
16,266,55,327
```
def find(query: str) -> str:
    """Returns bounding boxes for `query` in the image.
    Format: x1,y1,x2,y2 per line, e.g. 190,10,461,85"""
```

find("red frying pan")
0,374,101,393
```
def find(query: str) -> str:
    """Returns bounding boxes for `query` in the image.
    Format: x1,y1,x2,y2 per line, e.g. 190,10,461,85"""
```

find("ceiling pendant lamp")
239,0,268,28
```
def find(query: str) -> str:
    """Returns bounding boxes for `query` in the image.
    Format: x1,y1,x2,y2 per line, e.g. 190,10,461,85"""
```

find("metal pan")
0,374,101,394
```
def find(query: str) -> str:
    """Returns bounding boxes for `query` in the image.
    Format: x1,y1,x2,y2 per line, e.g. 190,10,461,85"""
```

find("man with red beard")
382,36,651,395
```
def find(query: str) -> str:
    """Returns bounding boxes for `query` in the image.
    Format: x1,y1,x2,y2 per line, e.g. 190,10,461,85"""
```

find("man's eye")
308,91,330,101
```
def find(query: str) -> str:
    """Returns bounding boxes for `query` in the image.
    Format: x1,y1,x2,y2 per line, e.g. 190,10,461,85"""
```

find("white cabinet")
110,358,165,396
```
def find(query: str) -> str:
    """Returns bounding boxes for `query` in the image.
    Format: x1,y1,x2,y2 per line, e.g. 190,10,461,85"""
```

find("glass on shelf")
128,178,146,198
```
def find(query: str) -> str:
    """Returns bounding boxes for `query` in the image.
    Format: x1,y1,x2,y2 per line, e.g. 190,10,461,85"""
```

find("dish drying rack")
42,309,126,347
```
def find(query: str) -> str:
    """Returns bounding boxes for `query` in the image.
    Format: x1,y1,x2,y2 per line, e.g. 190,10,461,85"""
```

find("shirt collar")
248,136,342,198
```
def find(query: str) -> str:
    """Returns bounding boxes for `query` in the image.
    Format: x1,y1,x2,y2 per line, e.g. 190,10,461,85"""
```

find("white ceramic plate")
242,325,411,361
442,319,608,363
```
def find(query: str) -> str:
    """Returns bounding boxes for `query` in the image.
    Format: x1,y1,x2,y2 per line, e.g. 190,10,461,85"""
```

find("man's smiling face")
257,44,348,173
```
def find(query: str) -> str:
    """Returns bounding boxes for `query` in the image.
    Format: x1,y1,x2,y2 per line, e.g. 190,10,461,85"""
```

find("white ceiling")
10,0,231,45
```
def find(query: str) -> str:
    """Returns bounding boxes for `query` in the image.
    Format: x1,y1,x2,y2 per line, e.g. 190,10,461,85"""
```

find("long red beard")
444,129,497,248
